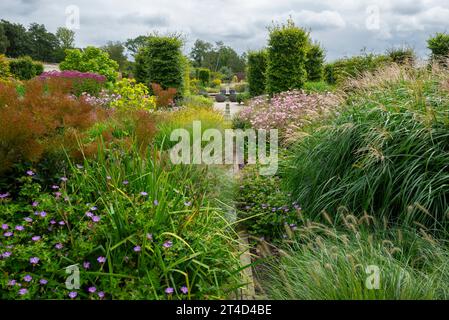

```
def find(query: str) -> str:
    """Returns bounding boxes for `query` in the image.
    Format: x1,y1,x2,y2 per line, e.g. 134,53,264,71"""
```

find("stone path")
213,101,243,119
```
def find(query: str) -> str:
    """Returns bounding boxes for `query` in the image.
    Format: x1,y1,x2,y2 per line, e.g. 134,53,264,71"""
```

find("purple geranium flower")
133,246,141,252
0,192,10,199
165,287,174,294
180,286,188,294
92,216,101,223
30,257,40,265
68,291,78,299
83,261,91,269
39,279,48,285
85,211,93,218
122,180,129,185
26,170,34,176
98,291,105,299
50,220,56,225
8,279,17,286
60,177,68,182
163,241,173,248
88,286,96,293
18,288,28,295
153,199,159,206
4,232,13,237
51,185,60,190
146,233,153,241
24,217,33,223
39,211,47,218
58,221,65,226
140,191,148,196
2,251,12,258
97,256,106,264
1,223,8,230
32,235,41,241
24,275,32,282
32,201,39,207
55,243,63,250
15,225,24,231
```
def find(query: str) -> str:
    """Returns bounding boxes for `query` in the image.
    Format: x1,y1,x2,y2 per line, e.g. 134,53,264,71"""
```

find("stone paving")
213,101,244,119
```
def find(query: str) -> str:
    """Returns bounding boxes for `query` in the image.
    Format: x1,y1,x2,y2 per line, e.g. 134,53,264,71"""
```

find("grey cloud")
1,0,448,60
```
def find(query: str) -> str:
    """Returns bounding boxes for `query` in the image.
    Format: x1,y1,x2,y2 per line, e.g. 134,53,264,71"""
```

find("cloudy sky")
2,0,449,60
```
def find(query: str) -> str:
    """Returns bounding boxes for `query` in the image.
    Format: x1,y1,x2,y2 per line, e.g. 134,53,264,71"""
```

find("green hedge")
135,36,184,99
324,53,392,85
427,33,449,63
8,56,43,80
247,50,267,97
266,19,308,95
306,42,325,81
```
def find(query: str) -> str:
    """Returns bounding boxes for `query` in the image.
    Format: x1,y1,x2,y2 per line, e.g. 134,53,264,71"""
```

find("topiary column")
266,19,309,95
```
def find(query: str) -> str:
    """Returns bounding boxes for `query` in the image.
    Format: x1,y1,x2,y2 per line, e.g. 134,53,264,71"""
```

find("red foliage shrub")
0,79,102,173
151,83,177,108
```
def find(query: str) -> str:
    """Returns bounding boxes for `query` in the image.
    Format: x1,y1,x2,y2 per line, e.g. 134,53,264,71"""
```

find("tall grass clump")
261,222,449,300
0,142,243,299
284,65,449,231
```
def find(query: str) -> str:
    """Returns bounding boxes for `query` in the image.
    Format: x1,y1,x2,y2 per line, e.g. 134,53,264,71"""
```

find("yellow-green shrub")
110,78,156,111
0,54,11,79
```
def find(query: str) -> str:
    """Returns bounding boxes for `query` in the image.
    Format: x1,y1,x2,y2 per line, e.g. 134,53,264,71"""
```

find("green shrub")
387,47,415,65
236,92,250,104
303,81,335,93
233,82,247,93
182,95,213,108
324,53,392,85
0,54,10,79
427,32,449,63
60,46,119,83
266,19,309,95
262,225,449,299
236,164,300,240
134,36,184,99
9,56,44,80
181,55,190,96
197,68,210,86
306,42,325,81
284,67,449,231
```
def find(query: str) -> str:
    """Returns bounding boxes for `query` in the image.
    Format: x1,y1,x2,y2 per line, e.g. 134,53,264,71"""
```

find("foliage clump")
266,19,309,95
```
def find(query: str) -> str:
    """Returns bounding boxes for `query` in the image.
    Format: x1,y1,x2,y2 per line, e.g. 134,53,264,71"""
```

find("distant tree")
0,24,9,54
102,41,128,71
427,33,449,64
190,39,213,67
28,23,59,62
0,20,32,58
56,27,75,49
125,35,150,56
190,39,246,76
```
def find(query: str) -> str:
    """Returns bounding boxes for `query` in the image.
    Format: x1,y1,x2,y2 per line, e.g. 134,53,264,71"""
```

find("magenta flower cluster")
39,70,106,83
